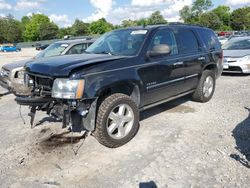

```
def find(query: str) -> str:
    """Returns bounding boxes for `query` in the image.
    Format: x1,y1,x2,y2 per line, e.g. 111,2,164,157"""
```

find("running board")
140,90,195,111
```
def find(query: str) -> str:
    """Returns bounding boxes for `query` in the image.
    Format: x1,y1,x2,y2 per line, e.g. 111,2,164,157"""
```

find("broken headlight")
52,79,84,99
16,70,25,79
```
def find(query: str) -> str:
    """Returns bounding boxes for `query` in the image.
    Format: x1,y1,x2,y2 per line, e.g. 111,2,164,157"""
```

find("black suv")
16,24,223,148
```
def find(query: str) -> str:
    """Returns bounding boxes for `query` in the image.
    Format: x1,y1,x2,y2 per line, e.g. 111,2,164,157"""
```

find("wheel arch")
96,80,142,108
203,63,217,75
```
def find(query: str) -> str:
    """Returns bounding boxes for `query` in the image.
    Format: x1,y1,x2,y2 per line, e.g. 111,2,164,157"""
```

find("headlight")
16,70,25,79
52,79,85,99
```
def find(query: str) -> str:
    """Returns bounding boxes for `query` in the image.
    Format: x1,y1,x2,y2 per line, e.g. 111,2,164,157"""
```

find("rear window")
176,29,199,54
198,29,221,50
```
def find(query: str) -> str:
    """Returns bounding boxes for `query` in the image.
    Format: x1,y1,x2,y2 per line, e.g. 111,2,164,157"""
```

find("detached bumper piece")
15,96,96,132
15,97,53,127
15,96,53,106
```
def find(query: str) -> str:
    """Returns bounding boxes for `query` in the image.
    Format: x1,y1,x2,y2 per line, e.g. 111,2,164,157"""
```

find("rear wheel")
94,93,139,148
192,70,215,103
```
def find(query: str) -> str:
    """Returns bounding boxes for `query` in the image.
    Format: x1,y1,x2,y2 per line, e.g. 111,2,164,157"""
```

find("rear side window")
199,29,221,50
176,29,199,54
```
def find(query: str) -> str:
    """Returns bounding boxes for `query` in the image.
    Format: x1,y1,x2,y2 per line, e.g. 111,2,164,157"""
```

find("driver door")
141,28,186,105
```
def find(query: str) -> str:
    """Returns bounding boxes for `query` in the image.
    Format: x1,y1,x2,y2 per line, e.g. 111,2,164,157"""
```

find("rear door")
197,29,223,77
175,28,204,91
141,28,186,106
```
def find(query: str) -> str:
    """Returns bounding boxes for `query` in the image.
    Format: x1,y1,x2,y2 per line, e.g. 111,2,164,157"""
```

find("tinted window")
176,29,199,53
149,29,178,55
199,29,221,50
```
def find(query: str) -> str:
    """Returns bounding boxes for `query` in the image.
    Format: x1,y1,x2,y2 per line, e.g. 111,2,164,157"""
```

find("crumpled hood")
25,53,127,77
223,50,250,58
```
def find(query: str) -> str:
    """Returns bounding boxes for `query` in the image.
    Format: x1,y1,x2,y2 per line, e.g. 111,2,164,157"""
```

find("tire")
93,93,139,148
192,70,216,103
3,50,7,53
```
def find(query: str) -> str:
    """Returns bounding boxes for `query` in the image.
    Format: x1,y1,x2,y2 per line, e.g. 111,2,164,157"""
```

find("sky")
0,0,249,27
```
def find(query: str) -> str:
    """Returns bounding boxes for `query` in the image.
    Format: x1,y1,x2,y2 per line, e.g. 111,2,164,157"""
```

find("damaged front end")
15,73,97,132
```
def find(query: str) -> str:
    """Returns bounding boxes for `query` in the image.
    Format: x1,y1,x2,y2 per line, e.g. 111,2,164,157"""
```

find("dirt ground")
0,49,250,188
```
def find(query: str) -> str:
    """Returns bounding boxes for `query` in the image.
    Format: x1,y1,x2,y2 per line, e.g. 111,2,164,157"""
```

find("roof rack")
168,22,204,27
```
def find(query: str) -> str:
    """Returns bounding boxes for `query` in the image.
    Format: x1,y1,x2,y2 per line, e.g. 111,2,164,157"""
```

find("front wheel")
192,70,216,103
93,93,139,148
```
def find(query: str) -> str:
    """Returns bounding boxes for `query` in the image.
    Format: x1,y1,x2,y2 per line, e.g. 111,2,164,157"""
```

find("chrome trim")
146,73,198,90
173,62,184,66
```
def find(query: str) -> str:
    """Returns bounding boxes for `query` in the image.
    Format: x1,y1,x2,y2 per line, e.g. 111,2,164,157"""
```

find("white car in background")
218,36,228,45
223,36,250,74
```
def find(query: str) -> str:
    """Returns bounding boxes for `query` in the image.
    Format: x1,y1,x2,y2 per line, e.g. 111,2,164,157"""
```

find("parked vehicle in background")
0,38,95,95
36,44,49,51
16,24,223,148
0,45,21,52
218,31,232,37
223,36,250,74
218,36,229,45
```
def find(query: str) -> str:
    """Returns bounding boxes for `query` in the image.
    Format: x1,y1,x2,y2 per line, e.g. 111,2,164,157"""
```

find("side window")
149,29,178,55
199,29,221,50
67,44,85,55
176,29,199,53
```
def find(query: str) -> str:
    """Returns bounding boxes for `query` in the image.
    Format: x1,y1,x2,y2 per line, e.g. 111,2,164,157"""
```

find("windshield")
36,43,69,58
222,39,250,50
86,29,148,56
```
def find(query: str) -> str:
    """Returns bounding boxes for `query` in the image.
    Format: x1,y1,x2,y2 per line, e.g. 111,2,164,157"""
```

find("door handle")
198,57,205,60
173,62,184,66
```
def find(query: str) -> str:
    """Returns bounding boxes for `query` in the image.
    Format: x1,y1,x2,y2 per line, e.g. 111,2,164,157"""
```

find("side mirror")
147,44,171,58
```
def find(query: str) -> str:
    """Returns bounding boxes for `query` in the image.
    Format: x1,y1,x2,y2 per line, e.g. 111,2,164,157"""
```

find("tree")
121,19,137,28
147,11,167,25
23,14,51,41
231,7,250,30
90,18,113,34
199,12,222,30
57,27,72,39
136,18,148,26
180,0,213,24
192,0,213,16
179,5,197,23
212,6,231,25
38,22,59,40
0,15,23,43
21,16,30,26
71,19,89,36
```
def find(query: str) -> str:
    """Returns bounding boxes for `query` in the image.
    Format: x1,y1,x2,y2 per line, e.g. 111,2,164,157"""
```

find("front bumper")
223,60,250,74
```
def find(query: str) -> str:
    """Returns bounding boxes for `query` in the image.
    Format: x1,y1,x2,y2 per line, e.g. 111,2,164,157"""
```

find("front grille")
0,67,10,78
36,77,53,88
28,74,54,96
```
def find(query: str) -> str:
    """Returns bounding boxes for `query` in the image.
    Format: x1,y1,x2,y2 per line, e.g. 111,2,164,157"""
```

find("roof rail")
168,22,204,27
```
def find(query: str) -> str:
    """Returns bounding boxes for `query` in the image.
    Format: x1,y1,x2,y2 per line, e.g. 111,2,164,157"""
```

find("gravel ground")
0,50,250,188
